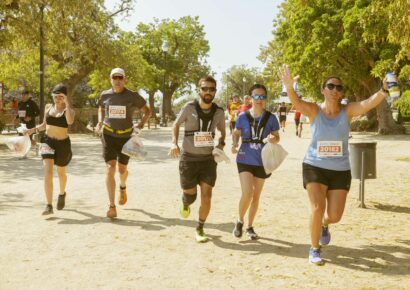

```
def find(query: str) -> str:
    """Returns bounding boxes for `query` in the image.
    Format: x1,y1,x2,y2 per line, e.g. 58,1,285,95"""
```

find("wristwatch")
381,87,388,93
219,141,226,146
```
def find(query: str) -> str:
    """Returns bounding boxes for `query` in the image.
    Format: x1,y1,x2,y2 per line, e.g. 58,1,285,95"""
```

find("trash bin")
349,141,377,179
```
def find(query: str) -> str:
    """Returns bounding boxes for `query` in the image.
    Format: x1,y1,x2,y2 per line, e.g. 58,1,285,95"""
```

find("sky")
105,0,283,86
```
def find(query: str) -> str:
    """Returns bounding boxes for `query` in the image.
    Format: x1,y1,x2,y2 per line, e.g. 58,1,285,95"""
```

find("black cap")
51,83,67,96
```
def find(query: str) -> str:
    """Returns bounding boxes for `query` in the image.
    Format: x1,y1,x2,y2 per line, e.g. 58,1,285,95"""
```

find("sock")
197,219,205,230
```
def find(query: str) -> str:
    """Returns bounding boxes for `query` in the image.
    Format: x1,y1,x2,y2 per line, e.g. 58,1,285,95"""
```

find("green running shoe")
180,203,190,219
195,228,208,243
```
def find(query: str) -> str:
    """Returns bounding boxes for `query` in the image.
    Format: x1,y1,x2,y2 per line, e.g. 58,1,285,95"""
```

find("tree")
220,65,264,106
0,0,136,104
134,16,211,118
261,0,407,134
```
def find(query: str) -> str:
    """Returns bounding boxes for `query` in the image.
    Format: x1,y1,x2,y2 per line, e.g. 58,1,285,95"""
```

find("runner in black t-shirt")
97,68,150,218
276,102,288,132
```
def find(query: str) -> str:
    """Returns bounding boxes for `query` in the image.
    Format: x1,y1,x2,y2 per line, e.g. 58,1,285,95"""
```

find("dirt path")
1,121,409,289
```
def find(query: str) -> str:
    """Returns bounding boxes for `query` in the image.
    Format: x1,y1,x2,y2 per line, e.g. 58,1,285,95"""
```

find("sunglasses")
200,87,216,93
252,95,266,100
112,75,124,80
325,83,344,92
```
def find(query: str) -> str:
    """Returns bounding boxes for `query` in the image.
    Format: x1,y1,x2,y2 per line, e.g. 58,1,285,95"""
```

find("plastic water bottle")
386,72,400,101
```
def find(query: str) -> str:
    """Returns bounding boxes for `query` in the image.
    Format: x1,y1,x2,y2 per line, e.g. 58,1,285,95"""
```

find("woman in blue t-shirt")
280,65,389,265
231,84,280,240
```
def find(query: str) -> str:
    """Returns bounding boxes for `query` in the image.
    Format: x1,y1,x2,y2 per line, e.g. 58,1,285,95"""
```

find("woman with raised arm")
26,84,75,215
280,65,388,265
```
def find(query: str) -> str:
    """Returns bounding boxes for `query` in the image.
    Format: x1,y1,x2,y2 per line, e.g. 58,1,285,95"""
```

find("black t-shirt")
18,98,40,126
98,88,146,137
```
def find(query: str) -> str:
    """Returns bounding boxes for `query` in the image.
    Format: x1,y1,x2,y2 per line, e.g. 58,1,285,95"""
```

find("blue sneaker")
319,225,331,245
309,247,324,265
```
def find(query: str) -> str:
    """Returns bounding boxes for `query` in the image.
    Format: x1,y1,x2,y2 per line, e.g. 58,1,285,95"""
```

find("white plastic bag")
212,148,230,163
121,135,147,160
5,135,31,156
261,143,288,174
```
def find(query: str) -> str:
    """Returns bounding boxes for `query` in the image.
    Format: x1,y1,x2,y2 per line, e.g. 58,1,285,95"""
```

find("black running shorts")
302,162,351,191
179,159,217,189
237,162,271,179
101,133,131,165
40,135,72,167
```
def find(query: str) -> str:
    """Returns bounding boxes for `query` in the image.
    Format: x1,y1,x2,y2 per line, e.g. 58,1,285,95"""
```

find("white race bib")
18,110,26,117
317,141,343,158
108,105,126,119
39,143,55,155
194,132,214,147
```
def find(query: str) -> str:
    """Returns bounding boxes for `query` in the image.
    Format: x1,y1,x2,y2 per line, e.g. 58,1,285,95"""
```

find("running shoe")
319,225,331,245
309,247,324,265
246,227,259,240
57,192,66,210
106,205,117,218
180,203,190,219
195,228,208,243
232,220,244,238
42,204,53,215
119,186,127,205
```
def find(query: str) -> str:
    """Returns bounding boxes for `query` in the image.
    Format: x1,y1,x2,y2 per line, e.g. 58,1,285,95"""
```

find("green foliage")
395,90,410,117
0,0,136,106
260,0,407,102
220,65,265,105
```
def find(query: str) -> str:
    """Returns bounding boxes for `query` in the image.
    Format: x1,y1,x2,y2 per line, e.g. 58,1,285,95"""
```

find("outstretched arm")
345,78,388,121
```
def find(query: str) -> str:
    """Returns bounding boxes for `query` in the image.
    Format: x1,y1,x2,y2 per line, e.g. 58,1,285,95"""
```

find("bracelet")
381,87,388,94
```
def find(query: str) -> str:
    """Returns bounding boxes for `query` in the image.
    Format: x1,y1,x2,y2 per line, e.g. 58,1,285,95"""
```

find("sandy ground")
0,118,410,290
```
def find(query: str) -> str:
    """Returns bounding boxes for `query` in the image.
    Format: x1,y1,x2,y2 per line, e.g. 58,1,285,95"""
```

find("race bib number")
280,112,286,116
108,105,126,119
317,141,343,158
39,143,55,155
194,132,214,147
18,110,26,117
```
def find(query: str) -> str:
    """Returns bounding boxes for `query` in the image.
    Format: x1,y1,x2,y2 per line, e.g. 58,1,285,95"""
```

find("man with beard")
169,76,226,242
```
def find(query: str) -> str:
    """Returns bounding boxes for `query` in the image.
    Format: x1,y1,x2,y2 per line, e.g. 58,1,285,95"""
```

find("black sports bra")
46,106,68,128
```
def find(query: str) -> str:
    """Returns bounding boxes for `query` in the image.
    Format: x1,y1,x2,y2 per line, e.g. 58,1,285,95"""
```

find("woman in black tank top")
25,83,75,215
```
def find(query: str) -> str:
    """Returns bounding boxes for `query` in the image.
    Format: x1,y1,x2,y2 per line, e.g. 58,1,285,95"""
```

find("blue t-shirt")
236,111,280,166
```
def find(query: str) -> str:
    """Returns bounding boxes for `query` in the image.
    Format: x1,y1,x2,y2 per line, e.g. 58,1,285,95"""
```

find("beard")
200,94,214,104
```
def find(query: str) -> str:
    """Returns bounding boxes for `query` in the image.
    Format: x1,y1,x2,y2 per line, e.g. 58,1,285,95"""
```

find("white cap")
110,68,125,77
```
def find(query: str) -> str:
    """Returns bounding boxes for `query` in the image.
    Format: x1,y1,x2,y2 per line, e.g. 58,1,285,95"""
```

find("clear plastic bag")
212,148,230,163
5,135,31,156
261,143,288,174
121,135,147,160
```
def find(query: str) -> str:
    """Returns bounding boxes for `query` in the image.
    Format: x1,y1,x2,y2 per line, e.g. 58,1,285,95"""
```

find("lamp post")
39,4,45,120
160,41,168,127
242,76,246,96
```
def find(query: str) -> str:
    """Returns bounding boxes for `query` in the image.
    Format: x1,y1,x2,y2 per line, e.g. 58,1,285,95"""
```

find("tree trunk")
164,84,178,120
148,91,155,112
376,99,405,134
358,78,404,134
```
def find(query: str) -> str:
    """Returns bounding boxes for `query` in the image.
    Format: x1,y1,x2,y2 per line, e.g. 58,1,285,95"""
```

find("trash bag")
121,135,147,160
212,147,230,163
261,143,288,174
5,135,31,156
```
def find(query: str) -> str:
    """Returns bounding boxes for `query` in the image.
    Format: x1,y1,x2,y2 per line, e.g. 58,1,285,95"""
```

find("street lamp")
160,41,168,127
242,77,246,96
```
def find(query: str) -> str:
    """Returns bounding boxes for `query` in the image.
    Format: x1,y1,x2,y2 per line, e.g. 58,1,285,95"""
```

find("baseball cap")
110,68,125,78
51,83,67,96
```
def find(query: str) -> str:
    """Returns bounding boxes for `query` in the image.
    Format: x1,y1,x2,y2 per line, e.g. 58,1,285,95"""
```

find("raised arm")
345,78,388,121
63,94,75,125
279,65,318,120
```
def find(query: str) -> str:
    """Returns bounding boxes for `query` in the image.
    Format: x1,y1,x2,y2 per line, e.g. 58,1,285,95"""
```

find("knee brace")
182,192,197,205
